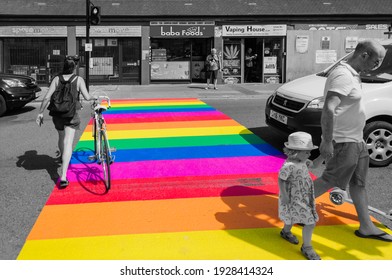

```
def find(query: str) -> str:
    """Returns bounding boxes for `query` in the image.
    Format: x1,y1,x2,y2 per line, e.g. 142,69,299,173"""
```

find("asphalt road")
0,95,391,260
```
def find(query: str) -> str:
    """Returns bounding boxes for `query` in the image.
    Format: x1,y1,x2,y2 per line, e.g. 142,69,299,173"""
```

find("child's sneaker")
280,230,299,244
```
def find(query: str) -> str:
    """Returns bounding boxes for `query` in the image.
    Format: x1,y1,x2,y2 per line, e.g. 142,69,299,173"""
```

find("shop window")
3,38,65,83
78,38,140,84
150,38,211,81
222,38,242,84
263,38,283,84
151,39,191,80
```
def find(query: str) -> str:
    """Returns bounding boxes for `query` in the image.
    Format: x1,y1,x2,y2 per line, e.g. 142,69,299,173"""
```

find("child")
278,131,323,260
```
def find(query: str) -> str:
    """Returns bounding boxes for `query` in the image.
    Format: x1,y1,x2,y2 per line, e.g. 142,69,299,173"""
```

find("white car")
266,39,392,167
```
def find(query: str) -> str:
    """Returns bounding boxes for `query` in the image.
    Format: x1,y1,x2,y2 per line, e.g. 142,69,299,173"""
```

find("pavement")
35,82,282,101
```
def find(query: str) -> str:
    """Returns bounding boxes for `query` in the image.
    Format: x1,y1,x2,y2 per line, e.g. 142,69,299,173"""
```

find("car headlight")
267,91,277,104
3,79,26,88
307,97,325,109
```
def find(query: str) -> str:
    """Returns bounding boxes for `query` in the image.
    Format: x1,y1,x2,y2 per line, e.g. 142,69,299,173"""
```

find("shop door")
190,38,212,83
120,39,140,84
47,39,67,82
243,38,285,84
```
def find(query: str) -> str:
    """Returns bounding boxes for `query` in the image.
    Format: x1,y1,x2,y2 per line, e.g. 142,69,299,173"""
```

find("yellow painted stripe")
18,225,392,260
79,126,252,140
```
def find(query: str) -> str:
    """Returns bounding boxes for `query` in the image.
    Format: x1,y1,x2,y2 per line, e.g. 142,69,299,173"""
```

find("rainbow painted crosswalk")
18,98,392,260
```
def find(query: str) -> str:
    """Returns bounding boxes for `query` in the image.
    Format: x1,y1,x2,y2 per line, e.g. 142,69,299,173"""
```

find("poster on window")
316,50,337,64
263,56,277,74
107,38,118,47
151,61,190,80
90,57,113,75
296,35,309,53
321,36,331,50
345,37,358,52
191,61,205,79
94,39,105,47
222,42,241,84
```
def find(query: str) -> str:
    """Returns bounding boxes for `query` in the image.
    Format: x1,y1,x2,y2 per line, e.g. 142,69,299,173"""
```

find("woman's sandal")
301,245,321,260
59,179,69,189
280,230,299,244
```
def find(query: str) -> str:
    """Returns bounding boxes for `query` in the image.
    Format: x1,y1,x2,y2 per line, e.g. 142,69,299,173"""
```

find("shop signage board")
295,24,389,30
76,26,142,37
222,25,287,36
0,26,67,37
150,21,215,38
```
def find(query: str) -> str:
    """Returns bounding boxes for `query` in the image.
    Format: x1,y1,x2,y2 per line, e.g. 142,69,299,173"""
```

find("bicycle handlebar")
92,95,111,111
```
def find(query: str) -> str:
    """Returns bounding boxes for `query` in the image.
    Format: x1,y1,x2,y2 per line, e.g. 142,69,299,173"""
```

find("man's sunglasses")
66,55,80,62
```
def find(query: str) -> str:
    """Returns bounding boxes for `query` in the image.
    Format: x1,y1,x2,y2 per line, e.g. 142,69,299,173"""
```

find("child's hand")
312,154,325,169
36,114,43,127
280,193,290,205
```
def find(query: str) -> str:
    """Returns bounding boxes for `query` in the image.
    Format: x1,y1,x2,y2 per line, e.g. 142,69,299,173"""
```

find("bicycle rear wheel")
100,130,111,191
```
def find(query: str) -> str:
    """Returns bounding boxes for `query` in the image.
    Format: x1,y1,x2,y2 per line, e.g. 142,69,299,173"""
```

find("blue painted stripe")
70,144,282,164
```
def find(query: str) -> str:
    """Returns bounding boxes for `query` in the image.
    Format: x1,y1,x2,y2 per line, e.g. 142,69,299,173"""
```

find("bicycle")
88,95,116,191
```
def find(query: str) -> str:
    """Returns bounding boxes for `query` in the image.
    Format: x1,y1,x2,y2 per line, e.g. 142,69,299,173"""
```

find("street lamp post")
86,0,90,90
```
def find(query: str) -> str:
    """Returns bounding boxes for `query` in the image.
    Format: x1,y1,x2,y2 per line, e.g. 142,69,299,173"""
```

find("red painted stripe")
47,173,280,205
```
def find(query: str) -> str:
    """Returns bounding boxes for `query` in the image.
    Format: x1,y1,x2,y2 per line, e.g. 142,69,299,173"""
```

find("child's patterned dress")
278,159,319,225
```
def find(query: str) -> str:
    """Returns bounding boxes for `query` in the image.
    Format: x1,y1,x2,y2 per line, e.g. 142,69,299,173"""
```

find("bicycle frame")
89,96,115,191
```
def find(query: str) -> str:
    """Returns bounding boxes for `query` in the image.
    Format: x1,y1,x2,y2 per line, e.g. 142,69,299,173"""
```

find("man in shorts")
314,39,392,242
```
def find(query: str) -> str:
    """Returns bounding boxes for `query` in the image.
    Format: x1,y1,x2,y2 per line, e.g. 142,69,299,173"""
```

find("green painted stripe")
75,134,265,150
109,104,211,111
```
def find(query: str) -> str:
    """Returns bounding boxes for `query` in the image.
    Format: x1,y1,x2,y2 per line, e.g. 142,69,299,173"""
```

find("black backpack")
48,74,78,118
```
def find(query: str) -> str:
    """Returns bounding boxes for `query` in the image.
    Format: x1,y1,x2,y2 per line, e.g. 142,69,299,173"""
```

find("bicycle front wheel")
100,130,111,191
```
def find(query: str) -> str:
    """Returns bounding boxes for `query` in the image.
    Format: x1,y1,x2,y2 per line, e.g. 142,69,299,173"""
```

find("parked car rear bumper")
2,87,41,109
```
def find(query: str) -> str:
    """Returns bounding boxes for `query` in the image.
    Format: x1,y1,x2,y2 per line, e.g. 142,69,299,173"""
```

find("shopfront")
150,21,215,83
221,24,287,84
76,26,142,84
0,26,67,84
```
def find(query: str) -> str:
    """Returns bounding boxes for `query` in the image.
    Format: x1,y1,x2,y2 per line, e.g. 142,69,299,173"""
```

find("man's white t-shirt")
323,61,366,143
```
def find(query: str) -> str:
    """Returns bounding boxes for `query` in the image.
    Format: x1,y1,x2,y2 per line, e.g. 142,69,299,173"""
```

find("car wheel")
364,121,392,167
0,95,7,117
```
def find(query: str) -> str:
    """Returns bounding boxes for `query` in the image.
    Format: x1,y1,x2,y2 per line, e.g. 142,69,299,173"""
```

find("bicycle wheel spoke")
100,130,111,191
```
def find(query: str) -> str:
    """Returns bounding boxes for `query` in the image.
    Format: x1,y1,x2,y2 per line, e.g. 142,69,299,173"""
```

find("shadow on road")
3,106,36,117
16,150,60,184
70,147,109,195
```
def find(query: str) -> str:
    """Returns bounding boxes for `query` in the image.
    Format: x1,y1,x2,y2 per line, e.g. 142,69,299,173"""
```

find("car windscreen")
318,45,392,83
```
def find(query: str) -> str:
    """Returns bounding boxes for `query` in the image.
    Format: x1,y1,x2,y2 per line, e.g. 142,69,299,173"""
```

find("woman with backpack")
36,55,97,189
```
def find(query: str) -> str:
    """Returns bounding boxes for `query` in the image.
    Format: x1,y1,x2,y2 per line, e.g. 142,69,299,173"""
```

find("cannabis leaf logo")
224,45,239,59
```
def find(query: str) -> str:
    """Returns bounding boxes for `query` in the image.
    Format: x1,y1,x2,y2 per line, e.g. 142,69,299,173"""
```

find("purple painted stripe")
66,155,285,182
102,111,226,119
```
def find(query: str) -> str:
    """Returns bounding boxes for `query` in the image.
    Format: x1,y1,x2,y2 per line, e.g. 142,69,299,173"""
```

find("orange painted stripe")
26,193,361,241
83,119,242,132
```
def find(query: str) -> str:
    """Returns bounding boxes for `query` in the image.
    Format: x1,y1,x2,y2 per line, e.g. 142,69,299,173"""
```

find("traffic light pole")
86,0,90,90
